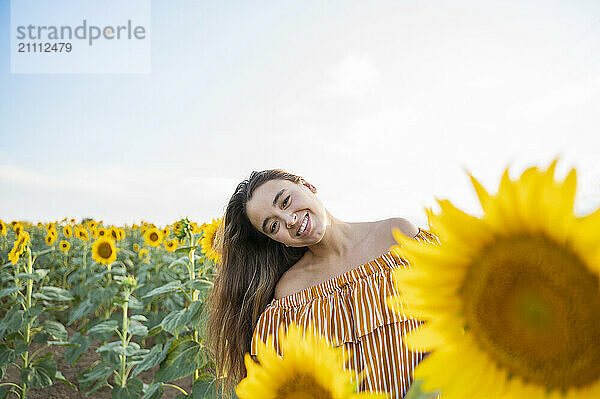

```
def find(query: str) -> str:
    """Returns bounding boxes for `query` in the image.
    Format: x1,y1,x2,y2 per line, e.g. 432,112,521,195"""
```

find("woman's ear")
300,178,317,194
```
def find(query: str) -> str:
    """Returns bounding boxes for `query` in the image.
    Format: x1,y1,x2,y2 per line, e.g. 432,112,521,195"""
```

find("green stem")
22,247,35,399
120,293,129,387
0,382,22,390
187,232,200,381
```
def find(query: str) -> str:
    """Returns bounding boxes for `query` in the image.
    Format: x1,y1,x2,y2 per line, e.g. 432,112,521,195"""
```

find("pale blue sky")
1,0,600,227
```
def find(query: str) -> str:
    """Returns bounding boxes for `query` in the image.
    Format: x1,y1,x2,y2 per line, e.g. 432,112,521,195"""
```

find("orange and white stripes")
250,228,439,398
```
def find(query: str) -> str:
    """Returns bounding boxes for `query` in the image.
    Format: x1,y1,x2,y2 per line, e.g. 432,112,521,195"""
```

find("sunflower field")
0,216,224,399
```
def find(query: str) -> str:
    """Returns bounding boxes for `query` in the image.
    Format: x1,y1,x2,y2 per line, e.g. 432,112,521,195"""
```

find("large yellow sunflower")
144,227,163,247
92,237,118,265
0,220,6,236
387,160,600,399
200,218,223,264
237,323,385,399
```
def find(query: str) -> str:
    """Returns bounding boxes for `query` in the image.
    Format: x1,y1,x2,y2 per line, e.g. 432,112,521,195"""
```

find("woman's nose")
286,213,297,229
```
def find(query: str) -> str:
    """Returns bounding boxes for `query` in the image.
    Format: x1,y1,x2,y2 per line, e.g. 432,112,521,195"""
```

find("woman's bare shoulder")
381,217,419,240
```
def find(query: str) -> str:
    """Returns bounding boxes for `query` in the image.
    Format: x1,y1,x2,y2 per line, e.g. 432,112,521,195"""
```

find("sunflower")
133,243,140,252
59,240,70,252
144,227,163,247
108,226,120,241
45,222,55,232
8,231,31,265
70,218,76,224
0,220,6,236
237,323,384,399
63,225,73,238
10,221,19,228
117,228,126,240
387,160,600,399
86,220,97,230
74,226,90,242
164,238,179,252
138,248,149,263
13,222,23,236
162,226,170,237
45,231,57,246
200,218,223,264
92,237,118,265
97,227,108,238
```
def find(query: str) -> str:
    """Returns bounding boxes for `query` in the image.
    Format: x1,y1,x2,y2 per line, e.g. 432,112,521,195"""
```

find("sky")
1,0,600,228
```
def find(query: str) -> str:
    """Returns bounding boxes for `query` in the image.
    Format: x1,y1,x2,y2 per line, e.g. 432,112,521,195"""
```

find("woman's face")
246,179,327,247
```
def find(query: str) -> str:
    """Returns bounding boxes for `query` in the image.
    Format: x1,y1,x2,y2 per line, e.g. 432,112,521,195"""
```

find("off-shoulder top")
250,228,440,398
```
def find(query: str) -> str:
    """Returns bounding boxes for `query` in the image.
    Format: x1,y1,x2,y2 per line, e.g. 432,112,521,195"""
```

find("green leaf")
42,320,68,341
160,301,204,337
85,270,110,285
78,362,112,391
0,286,20,299
14,273,43,281
33,286,74,301
191,373,217,399
97,341,141,357
88,320,119,339
130,314,148,322
175,245,198,254
55,370,77,390
21,353,56,388
88,286,118,305
160,309,187,337
129,295,143,311
68,298,97,325
404,379,441,399
111,377,143,399
154,336,206,382
127,320,148,337
0,345,16,367
132,339,172,377
65,332,92,365
183,279,213,291
141,382,163,399
142,281,181,299
167,257,189,268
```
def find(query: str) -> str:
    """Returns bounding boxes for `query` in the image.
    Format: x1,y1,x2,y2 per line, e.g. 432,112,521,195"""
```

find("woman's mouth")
296,213,310,237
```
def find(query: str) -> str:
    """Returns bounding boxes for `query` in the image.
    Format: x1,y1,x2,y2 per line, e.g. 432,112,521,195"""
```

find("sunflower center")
275,373,333,399
462,234,600,391
149,232,159,241
98,242,113,259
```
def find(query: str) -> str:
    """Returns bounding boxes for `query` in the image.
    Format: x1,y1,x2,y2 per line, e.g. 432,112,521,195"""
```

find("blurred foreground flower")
388,160,600,399
237,323,386,399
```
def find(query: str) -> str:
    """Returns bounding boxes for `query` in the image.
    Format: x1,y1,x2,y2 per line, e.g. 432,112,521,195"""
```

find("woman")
206,169,438,398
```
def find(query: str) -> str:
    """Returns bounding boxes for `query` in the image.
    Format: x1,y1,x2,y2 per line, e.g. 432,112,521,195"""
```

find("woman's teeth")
297,214,309,236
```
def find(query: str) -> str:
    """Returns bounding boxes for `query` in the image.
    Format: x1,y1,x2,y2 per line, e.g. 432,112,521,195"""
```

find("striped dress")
250,228,440,398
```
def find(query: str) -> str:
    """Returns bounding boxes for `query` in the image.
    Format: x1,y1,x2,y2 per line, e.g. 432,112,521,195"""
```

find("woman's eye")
283,195,290,207
271,221,278,233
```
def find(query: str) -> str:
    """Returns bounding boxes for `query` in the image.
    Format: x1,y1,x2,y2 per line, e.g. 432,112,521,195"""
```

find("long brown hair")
205,169,308,398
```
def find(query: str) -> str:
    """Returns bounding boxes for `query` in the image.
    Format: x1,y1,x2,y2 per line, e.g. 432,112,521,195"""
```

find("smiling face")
245,178,327,247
